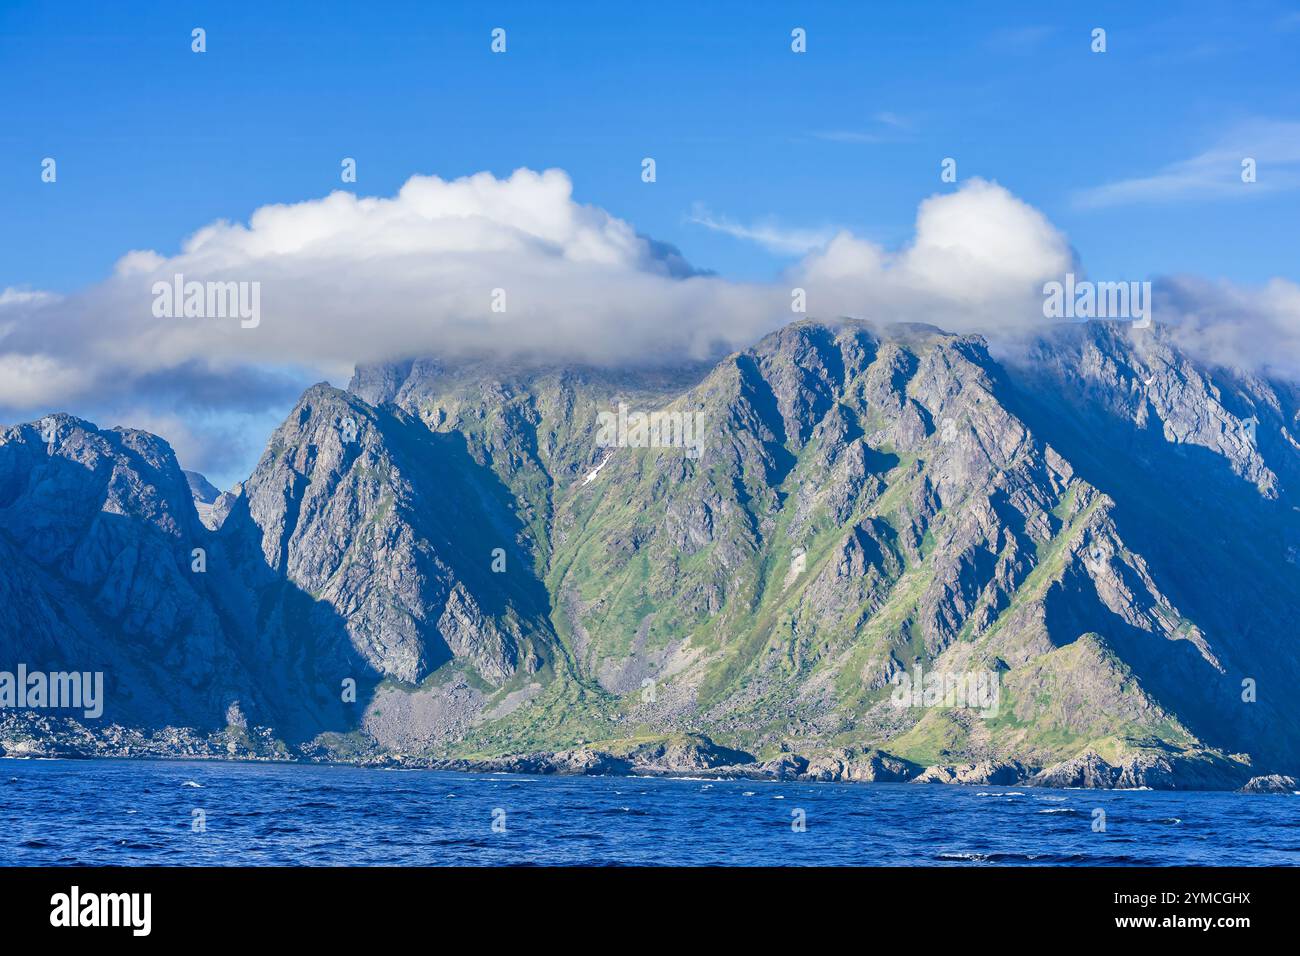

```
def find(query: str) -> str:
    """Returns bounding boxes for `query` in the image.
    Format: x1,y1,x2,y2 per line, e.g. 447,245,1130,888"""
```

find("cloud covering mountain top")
1,166,1297,481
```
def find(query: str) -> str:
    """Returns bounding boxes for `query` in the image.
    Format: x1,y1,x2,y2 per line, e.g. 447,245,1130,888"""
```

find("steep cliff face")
3,319,1298,784
0,416,255,729
0,396,557,745
218,383,557,750
998,322,1300,765
236,383,549,686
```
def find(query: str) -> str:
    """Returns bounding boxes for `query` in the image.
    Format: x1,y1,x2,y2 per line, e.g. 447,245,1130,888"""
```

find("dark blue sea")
2,759,1297,866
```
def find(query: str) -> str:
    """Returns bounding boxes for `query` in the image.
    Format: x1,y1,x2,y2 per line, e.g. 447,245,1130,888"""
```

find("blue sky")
4,0,1299,291
2,1,1299,487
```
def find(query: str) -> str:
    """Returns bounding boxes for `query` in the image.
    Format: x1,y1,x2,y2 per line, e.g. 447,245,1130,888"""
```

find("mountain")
183,471,220,505
184,470,224,530
3,319,1298,789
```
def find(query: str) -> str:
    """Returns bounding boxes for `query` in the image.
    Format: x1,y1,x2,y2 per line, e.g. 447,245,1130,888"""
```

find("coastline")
3,714,1296,794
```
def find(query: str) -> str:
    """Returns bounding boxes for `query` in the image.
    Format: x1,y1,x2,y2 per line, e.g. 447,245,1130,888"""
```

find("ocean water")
1,758,1296,866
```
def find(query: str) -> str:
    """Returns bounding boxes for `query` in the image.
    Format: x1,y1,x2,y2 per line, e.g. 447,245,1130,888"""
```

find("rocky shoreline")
4,714,1296,794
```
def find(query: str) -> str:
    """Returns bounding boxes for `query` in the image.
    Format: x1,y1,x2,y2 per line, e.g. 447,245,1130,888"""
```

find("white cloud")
0,169,783,400
0,288,59,308
0,173,1101,420
1074,119,1300,208
1156,275,1300,380
792,177,1076,330
0,353,89,407
2,167,1297,480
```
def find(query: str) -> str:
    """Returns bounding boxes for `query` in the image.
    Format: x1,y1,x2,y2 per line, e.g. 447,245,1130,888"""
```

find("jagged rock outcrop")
801,748,919,782
1033,748,1251,790
913,760,1031,786
1239,774,1299,793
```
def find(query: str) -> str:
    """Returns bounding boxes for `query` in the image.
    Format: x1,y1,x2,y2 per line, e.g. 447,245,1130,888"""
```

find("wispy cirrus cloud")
1074,119,1300,208
686,204,838,255
810,111,913,145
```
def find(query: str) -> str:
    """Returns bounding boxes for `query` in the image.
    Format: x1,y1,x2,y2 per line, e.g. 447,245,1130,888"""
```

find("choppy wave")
1,759,1295,866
